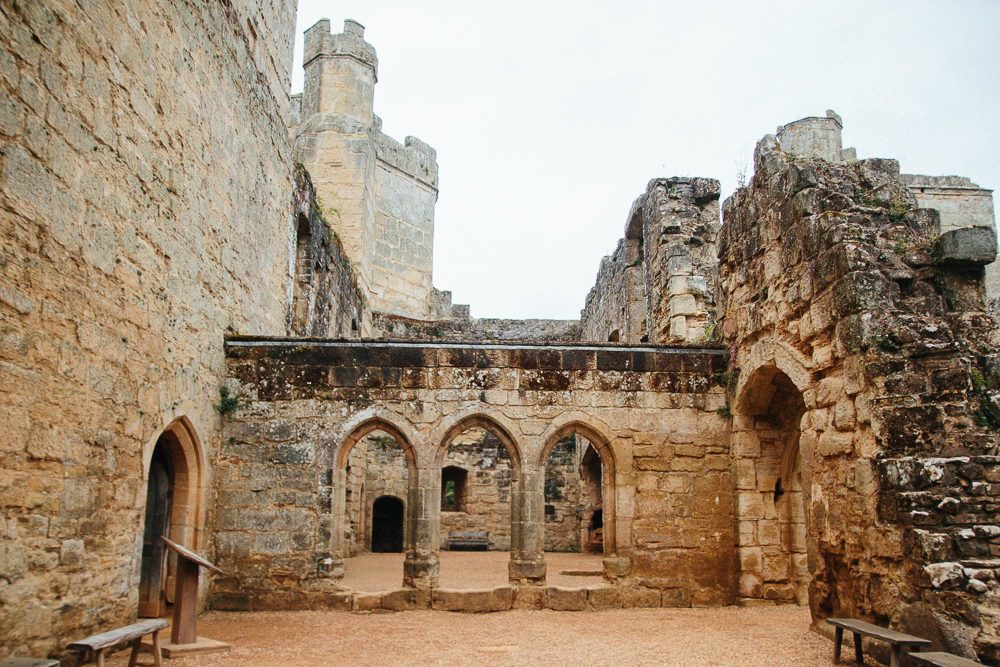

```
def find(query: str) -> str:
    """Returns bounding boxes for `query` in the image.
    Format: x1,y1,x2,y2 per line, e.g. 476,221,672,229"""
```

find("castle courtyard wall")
0,0,296,657
214,339,735,609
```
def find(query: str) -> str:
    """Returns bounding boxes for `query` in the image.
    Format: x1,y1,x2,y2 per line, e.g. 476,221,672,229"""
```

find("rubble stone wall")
372,312,580,342
717,131,1000,662
0,0,296,657
214,339,733,609
289,165,368,338
580,178,720,345
903,174,998,301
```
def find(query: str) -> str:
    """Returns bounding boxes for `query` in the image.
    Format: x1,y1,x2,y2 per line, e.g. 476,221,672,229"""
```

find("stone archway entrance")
733,366,810,604
138,419,204,618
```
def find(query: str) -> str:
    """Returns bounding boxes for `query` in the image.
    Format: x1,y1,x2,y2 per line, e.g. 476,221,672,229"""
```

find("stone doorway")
371,496,405,553
733,366,810,605
138,419,204,618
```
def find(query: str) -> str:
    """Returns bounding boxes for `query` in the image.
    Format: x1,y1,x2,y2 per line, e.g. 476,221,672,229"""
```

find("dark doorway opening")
371,496,404,553
139,436,174,617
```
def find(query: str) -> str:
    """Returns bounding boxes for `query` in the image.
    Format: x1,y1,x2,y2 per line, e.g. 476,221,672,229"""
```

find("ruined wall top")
775,109,857,163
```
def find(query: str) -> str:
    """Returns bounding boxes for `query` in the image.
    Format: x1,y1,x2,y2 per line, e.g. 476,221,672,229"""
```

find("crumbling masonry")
2,3,1000,665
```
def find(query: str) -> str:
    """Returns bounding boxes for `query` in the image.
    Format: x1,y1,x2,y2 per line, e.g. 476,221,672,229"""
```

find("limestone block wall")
214,339,733,609
581,177,720,345
369,119,438,318
372,312,580,342
717,131,1000,661
580,233,646,343
543,436,584,552
290,19,441,321
289,165,368,338
903,175,998,301
0,0,296,657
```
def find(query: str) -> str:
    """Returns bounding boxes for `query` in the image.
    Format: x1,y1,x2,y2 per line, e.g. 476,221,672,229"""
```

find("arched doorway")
138,419,203,618
331,417,420,587
539,422,617,559
733,366,810,604
371,496,405,553
434,415,524,585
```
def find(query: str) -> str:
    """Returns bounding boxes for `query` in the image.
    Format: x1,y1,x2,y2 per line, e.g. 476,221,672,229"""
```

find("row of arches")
329,414,620,586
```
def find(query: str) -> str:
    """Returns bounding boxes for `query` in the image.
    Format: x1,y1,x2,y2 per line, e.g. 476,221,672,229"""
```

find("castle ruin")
2,3,1000,665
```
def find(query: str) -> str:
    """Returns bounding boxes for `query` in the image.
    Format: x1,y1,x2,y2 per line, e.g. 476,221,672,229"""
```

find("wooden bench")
448,531,488,551
0,659,60,667
67,619,168,667
909,652,984,667
828,618,932,667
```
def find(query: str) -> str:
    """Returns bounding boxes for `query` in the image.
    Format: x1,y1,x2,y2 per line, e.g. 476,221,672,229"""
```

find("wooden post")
171,556,200,644
834,627,844,663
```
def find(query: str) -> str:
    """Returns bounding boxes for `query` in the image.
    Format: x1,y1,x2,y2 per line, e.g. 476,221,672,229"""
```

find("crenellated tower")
290,19,445,320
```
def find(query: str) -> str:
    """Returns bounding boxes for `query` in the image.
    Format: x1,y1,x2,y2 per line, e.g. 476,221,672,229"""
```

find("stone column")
325,465,346,578
508,463,546,584
403,463,439,589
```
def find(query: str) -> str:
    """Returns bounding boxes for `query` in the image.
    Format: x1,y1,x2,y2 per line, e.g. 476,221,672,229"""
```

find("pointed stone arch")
538,420,619,558
328,414,420,586
138,417,205,617
431,411,529,583
731,359,811,605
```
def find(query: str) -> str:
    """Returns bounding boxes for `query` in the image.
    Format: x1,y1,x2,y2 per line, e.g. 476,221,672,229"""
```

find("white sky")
290,0,1000,320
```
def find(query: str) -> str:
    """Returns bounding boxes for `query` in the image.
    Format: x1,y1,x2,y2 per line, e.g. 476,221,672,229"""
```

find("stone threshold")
307,585,696,612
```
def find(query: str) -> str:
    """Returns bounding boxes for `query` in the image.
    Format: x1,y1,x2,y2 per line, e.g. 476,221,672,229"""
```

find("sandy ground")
343,551,605,591
105,606,847,667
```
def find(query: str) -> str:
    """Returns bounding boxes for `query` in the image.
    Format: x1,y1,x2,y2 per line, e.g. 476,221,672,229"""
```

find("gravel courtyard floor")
105,606,847,667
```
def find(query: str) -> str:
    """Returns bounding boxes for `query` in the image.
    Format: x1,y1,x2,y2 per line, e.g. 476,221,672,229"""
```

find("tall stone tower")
290,19,441,319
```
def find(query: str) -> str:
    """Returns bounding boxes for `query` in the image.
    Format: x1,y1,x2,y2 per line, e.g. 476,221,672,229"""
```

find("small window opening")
441,466,467,512
608,330,621,342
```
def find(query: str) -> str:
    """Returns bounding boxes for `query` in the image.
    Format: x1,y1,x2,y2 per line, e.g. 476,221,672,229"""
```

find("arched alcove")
732,365,810,604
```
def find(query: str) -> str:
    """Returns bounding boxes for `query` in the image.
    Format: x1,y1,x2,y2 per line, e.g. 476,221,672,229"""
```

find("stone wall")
903,174,998,302
213,339,732,609
290,19,442,321
543,435,584,553
580,177,720,344
344,433,408,554
0,0,296,657
373,311,580,342
289,165,368,338
717,128,1000,661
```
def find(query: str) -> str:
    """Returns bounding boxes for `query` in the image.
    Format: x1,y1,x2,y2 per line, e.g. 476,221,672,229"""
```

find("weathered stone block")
817,430,853,456
512,586,543,610
937,226,997,266
625,587,661,608
660,588,692,608
588,586,623,610
353,592,382,611
545,586,588,611
382,587,430,611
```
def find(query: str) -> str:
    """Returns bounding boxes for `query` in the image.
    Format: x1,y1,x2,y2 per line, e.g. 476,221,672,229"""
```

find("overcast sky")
290,1,1000,320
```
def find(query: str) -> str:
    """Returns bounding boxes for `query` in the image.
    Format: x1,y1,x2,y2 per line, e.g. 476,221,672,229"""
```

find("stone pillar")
325,466,347,578
509,463,546,584
403,464,439,589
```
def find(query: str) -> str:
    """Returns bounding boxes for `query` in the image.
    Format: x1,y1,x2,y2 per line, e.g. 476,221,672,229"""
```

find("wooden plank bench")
828,618,932,667
0,659,60,667
448,531,488,551
67,619,168,667
909,652,984,667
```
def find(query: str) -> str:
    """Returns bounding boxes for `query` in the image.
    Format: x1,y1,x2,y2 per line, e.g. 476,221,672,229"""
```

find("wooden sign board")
160,537,225,575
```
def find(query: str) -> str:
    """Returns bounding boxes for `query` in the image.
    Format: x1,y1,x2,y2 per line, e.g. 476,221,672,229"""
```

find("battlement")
303,19,377,76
